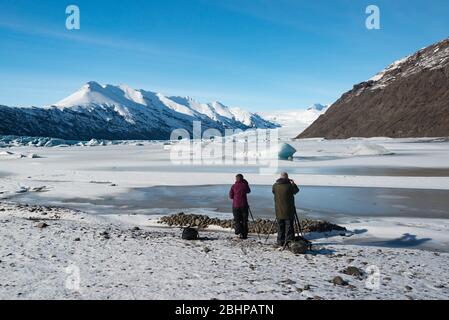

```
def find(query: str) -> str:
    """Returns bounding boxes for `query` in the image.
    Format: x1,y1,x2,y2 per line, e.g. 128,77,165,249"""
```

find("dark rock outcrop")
342,266,364,278
298,37,449,139
159,212,346,235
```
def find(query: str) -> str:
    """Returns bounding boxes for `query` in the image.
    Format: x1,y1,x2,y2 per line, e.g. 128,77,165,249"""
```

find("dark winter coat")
272,178,300,220
229,180,251,209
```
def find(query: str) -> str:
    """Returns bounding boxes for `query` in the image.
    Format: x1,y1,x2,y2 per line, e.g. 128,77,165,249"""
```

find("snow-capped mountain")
307,103,327,112
299,36,449,139
259,104,328,138
0,82,278,140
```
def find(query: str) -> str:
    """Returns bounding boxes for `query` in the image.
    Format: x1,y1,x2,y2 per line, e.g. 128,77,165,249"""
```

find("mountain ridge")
0,82,279,140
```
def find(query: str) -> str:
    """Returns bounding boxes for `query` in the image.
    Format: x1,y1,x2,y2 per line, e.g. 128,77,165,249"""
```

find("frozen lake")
12,184,449,222
89,164,449,177
2,138,449,221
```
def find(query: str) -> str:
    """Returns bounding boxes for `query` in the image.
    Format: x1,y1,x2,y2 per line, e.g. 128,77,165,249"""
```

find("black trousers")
277,219,295,244
233,207,249,237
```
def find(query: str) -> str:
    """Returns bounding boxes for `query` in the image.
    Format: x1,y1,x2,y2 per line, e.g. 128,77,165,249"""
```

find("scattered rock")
342,266,364,278
32,186,47,192
203,247,211,253
159,213,346,234
89,181,112,185
332,276,349,286
74,238,81,242
290,241,308,255
100,231,110,239
405,286,413,291
36,222,49,229
303,284,311,291
280,279,296,285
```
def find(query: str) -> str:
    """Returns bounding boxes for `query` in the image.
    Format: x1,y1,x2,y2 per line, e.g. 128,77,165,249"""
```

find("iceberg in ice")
233,142,297,160
277,143,297,160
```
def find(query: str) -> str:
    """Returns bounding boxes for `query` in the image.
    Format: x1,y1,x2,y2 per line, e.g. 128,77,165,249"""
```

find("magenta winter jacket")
229,180,251,209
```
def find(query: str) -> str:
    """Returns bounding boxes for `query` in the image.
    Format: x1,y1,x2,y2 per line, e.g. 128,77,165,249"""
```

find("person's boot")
240,234,248,240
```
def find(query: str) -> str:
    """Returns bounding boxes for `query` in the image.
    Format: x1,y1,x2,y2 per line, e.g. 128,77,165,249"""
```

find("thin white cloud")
200,0,355,39
0,18,206,61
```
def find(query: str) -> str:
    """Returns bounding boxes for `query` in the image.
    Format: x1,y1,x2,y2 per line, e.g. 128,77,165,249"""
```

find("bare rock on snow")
159,213,346,235
332,276,349,286
100,231,110,239
31,186,48,193
290,241,308,255
203,247,211,253
341,266,364,278
27,153,43,159
36,222,49,229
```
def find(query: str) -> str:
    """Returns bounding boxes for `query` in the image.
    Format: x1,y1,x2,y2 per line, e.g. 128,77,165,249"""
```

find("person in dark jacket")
229,174,251,239
272,172,300,245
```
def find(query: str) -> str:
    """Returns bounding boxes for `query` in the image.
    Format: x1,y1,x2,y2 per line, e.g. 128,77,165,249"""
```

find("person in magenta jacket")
229,174,251,239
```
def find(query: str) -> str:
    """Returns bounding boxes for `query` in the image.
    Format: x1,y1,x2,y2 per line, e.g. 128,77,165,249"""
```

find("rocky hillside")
299,37,449,139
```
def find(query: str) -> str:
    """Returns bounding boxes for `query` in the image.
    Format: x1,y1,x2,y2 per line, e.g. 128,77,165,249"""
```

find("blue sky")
1,0,449,111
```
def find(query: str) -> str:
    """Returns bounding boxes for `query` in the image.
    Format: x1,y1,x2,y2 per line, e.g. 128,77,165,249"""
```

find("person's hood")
276,178,291,184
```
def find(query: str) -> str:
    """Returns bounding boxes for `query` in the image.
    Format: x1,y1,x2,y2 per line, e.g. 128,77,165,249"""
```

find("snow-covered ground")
1,201,448,300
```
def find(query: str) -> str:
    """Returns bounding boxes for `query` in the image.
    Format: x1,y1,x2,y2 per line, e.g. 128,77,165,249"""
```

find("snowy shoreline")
1,201,448,300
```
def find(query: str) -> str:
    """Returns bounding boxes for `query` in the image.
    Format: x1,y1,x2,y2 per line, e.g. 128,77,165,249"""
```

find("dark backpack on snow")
182,227,199,240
